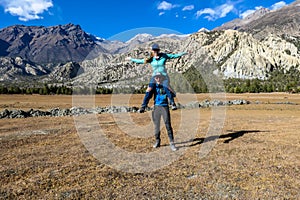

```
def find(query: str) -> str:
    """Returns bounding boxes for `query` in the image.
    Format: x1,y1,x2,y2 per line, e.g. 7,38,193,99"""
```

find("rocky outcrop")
192,30,300,79
0,56,48,81
48,62,84,82
0,56,84,83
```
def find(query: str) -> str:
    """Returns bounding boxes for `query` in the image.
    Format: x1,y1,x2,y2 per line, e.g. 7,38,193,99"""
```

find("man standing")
151,72,178,151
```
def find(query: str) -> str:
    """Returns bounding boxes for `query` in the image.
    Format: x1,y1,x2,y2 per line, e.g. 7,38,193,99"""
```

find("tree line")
0,84,146,95
223,66,300,93
0,66,299,95
170,65,300,93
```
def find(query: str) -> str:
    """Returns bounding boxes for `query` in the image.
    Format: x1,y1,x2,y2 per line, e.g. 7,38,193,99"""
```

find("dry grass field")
0,93,300,199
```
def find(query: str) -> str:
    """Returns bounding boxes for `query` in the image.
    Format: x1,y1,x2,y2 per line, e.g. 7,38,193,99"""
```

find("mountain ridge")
0,1,299,88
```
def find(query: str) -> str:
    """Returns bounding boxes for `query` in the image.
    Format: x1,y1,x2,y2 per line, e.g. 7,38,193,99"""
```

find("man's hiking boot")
170,142,178,151
171,103,177,110
138,107,145,113
153,140,161,148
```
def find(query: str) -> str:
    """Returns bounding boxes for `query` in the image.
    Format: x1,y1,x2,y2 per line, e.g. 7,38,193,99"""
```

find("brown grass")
0,93,300,199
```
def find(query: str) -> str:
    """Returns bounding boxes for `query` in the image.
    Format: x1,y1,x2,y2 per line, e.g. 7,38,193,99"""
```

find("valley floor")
0,93,300,199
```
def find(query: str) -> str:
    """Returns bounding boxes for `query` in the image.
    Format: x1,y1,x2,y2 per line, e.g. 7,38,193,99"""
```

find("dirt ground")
0,93,300,199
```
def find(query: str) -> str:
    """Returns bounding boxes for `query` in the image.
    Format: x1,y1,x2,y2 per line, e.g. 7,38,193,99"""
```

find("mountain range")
0,0,299,88
215,0,300,39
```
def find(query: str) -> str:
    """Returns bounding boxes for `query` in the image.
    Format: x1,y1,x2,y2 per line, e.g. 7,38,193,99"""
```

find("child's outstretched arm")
125,57,145,64
166,52,187,59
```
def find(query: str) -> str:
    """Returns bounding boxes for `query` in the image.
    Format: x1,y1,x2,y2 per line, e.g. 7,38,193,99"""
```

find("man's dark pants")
152,105,174,143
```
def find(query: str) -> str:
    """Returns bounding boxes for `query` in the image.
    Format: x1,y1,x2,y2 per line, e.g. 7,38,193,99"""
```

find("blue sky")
0,0,295,41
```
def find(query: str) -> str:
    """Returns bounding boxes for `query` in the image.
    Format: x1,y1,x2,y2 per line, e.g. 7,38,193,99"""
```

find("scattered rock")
0,99,251,119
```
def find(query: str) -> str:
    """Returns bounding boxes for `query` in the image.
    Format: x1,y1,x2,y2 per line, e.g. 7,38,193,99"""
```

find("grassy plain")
0,93,300,199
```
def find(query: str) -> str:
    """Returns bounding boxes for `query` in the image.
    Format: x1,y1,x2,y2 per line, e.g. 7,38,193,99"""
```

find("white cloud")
239,9,255,19
196,3,234,21
270,1,286,10
157,1,179,10
159,12,165,16
219,4,234,18
182,5,194,11
196,8,215,18
239,6,263,19
0,0,53,21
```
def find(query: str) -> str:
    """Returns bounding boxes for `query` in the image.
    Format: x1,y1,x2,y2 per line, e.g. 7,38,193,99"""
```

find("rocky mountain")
70,29,300,89
215,0,300,39
0,24,189,85
242,0,300,39
0,23,106,64
214,8,270,31
0,0,299,88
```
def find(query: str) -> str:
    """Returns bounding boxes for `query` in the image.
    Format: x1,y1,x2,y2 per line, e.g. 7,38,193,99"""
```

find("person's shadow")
178,130,263,148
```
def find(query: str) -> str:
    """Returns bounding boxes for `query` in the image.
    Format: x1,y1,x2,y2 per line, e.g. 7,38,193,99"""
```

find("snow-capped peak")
156,33,189,39
198,28,209,32
126,33,154,43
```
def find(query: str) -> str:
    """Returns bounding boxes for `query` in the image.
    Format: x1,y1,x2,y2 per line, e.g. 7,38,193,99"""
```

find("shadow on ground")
178,130,264,148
